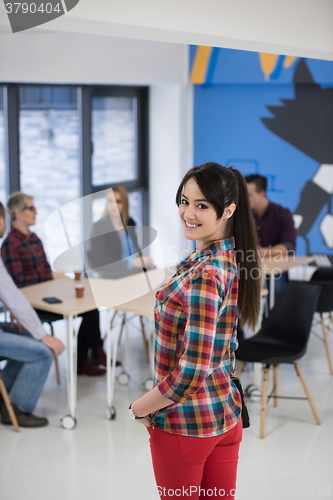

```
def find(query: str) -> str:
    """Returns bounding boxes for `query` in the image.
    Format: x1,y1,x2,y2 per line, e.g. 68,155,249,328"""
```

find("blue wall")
191,47,333,259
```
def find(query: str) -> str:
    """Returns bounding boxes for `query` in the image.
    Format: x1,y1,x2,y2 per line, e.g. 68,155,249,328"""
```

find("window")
19,86,80,258
1,84,148,261
92,96,138,186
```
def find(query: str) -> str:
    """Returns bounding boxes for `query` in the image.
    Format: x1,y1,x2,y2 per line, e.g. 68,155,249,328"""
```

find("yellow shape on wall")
190,46,213,84
259,53,279,81
284,56,297,68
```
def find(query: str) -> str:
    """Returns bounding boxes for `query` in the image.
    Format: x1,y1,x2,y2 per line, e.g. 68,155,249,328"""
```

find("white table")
261,255,314,309
21,277,100,429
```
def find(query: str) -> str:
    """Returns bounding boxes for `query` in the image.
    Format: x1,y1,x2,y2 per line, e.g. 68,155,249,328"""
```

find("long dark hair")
176,162,261,329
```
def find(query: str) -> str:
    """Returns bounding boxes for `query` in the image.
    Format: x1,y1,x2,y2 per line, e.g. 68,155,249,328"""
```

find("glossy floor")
1,312,332,500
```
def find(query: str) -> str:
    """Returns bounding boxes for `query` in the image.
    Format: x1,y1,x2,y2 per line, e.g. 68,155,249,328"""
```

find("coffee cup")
74,271,82,281
75,284,85,298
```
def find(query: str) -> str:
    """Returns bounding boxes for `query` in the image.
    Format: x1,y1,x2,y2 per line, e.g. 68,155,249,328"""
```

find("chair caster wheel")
117,371,131,385
245,384,262,402
105,406,116,420
61,415,77,430
244,384,256,397
143,378,153,391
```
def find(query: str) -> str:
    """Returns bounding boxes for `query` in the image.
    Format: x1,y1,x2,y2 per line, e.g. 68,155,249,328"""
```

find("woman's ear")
223,203,236,220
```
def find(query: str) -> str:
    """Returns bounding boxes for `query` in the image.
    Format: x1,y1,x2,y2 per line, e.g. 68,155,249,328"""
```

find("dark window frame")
1,83,149,229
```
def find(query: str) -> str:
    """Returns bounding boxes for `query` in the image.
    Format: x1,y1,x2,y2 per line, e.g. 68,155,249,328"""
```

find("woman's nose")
184,205,196,219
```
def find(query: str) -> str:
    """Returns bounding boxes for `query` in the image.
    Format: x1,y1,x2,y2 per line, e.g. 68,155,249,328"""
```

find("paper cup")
75,285,85,298
74,271,82,281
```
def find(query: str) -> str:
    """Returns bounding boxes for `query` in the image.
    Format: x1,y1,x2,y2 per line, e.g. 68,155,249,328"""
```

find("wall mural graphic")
190,46,333,263
262,59,333,262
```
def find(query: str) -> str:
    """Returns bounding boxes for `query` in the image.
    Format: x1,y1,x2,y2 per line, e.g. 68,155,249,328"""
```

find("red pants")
147,419,242,500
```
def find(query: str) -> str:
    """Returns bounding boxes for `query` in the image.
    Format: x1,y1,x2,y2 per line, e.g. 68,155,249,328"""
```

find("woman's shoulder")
189,253,237,286
93,216,112,230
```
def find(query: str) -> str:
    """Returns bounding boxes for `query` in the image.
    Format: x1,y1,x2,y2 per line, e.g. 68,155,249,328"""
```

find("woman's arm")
131,270,225,425
130,386,174,426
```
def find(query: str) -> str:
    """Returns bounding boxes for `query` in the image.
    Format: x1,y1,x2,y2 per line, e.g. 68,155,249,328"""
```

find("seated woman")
89,186,154,279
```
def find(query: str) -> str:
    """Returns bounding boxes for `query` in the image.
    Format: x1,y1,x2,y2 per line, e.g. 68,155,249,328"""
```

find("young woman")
129,163,261,500
89,186,153,279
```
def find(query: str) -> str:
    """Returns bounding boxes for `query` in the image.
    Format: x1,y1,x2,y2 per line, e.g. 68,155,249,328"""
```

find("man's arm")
0,258,64,355
259,244,288,257
0,257,51,341
279,208,297,252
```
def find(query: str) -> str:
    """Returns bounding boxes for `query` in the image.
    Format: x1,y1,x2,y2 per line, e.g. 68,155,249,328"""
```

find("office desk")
261,255,314,309
21,277,99,429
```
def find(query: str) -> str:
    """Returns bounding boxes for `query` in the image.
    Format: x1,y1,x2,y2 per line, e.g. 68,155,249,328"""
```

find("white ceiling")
1,0,333,60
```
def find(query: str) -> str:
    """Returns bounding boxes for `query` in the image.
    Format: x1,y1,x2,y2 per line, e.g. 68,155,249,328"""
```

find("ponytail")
230,168,261,330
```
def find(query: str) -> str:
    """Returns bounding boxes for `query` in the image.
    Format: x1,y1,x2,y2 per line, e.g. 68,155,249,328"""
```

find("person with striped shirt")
129,163,261,499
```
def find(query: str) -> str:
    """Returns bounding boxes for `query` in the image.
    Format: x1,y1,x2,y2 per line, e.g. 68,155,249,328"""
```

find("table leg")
269,275,275,310
106,309,120,420
116,315,131,386
143,318,155,391
61,315,77,430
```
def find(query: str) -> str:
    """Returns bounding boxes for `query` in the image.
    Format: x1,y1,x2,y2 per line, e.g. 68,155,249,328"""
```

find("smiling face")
178,178,236,251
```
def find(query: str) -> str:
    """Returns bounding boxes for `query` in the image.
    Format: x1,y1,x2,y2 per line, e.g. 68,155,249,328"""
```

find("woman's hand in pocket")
137,415,152,427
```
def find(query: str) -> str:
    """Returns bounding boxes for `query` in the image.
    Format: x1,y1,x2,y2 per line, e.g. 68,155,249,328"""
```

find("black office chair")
309,267,333,374
235,281,321,438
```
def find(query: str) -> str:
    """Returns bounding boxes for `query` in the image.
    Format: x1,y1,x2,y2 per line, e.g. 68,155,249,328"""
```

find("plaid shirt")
151,238,241,437
1,227,52,288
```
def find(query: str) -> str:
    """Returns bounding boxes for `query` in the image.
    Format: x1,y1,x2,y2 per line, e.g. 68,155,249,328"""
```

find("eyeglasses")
23,206,37,212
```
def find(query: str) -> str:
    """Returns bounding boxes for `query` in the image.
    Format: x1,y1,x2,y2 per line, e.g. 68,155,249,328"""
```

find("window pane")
19,86,80,261
92,96,138,186
0,87,6,208
128,191,142,227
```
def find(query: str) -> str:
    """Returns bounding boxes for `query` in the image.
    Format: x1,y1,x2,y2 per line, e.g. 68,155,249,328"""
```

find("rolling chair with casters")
235,281,321,438
309,267,333,374
0,358,20,432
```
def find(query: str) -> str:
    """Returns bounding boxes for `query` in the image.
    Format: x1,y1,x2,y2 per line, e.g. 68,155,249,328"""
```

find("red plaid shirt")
151,238,241,437
1,226,52,288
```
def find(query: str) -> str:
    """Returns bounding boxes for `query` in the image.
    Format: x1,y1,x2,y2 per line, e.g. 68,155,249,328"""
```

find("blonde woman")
90,186,153,279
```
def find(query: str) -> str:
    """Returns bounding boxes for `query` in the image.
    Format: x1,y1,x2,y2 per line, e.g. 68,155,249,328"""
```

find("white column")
149,83,193,269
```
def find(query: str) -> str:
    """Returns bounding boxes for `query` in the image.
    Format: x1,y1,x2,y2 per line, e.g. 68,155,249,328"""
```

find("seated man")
0,202,64,427
245,174,296,299
1,191,109,376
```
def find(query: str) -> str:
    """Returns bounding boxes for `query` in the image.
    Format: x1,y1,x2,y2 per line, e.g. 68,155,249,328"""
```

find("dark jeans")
35,309,102,369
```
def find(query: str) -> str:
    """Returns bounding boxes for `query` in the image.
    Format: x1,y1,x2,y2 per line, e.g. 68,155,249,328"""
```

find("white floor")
1,311,332,500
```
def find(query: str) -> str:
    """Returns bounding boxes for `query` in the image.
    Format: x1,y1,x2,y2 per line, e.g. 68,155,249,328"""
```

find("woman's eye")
198,204,208,209
181,199,188,205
